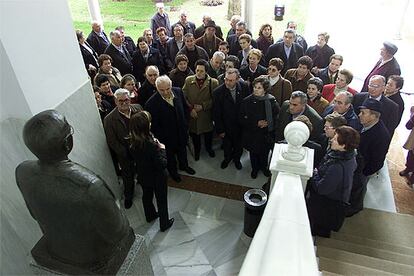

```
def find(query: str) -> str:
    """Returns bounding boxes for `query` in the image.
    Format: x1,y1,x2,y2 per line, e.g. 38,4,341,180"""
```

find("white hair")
114,88,130,99
155,75,172,88
145,65,159,75
212,51,225,61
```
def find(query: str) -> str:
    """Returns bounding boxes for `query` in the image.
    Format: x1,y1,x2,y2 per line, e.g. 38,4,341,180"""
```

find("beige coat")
182,75,219,134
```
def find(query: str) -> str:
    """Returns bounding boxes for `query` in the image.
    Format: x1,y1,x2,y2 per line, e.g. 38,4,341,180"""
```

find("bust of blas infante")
15,110,135,275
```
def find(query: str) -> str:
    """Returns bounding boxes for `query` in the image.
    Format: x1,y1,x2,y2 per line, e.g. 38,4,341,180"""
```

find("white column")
243,0,254,31
87,0,103,25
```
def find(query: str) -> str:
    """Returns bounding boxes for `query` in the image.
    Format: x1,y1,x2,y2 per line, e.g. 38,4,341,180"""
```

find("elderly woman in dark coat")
239,75,280,179
129,111,174,232
306,126,359,237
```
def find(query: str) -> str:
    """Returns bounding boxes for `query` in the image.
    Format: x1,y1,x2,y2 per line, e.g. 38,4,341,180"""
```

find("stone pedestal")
270,143,314,192
29,235,154,275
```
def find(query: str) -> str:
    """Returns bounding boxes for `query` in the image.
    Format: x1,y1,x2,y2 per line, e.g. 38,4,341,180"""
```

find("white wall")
0,1,120,274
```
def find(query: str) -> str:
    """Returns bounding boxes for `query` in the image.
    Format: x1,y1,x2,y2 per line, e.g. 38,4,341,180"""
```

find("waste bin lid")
244,189,267,207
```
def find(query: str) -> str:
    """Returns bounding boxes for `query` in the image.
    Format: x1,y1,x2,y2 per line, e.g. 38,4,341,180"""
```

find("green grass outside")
68,0,308,43
69,0,184,39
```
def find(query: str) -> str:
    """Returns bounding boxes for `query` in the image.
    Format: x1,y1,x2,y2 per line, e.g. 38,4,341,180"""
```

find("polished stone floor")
124,143,400,275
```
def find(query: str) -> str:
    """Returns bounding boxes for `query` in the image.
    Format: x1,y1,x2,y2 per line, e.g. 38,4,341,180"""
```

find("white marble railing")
239,122,319,276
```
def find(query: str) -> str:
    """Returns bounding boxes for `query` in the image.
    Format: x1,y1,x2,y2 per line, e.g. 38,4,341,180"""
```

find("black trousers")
119,159,135,201
222,132,243,162
166,145,188,176
346,168,368,216
249,149,270,172
307,189,345,237
140,178,169,228
190,131,213,157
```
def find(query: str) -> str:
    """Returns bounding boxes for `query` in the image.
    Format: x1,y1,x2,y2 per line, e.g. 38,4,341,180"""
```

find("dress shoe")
399,168,409,177
262,169,271,177
146,213,159,223
234,160,242,170
124,199,133,209
170,174,182,183
160,218,174,232
181,166,196,175
221,159,230,169
251,170,258,179
207,149,215,158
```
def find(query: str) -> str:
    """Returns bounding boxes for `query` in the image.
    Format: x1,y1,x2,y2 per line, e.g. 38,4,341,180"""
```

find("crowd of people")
76,3,409,235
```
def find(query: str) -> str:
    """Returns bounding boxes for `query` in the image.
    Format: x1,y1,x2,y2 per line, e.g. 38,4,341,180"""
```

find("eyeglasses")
324,125,334,129
64,125,74,141
368,84,384,88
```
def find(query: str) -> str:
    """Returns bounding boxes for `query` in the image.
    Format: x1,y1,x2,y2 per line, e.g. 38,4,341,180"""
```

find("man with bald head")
323,91,362,131
87,21,110,55
138,66,159,107
353,75,399,138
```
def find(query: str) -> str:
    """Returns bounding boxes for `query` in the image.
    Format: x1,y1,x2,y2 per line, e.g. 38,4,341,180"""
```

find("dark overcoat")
145,88,190,149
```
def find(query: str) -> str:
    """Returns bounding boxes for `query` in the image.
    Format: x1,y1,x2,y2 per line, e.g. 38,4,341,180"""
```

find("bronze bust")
15,110,135,275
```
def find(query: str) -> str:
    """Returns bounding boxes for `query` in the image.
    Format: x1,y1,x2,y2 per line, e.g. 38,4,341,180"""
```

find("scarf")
253,94,274,132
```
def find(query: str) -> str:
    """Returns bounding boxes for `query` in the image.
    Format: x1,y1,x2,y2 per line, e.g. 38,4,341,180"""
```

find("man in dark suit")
226,21,257,56
265,29,304,76
104,30,133,76
353,75,399,139
132,37,165,84
145,76,195,182
212,68,250,170
346,98,390,216
276,91,323,143
166,24,185,67
361,41,401,92
171,10,196,35
103,89,143,209
115,26,137,56
86,21,110,55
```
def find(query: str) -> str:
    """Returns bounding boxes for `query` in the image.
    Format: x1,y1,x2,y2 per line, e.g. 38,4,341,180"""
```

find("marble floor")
124,140,403,275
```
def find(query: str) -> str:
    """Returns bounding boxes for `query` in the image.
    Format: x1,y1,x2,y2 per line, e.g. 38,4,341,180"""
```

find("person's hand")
219,132,225,138
258,120,268,128
88,64,97,71
190,109,198,118
194,104,203,112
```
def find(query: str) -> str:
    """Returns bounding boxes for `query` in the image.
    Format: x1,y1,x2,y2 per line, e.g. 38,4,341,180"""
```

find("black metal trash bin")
243,189,268,237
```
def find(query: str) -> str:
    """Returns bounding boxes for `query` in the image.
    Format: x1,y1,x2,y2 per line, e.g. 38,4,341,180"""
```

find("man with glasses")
212,68,250,169
353,75,399,138
104,89,143,209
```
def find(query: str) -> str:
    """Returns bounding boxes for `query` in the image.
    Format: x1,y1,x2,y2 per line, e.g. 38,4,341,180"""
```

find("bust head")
23,110,73,162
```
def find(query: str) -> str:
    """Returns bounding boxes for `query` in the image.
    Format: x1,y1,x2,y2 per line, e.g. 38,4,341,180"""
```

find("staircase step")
319,257,398,276
316,237,414,266
330,232,414,256
321,270,343,276
317,246,414,275
340,208,414,248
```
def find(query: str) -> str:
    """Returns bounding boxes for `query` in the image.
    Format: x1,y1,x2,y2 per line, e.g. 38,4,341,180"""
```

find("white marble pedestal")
29,234,154,275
